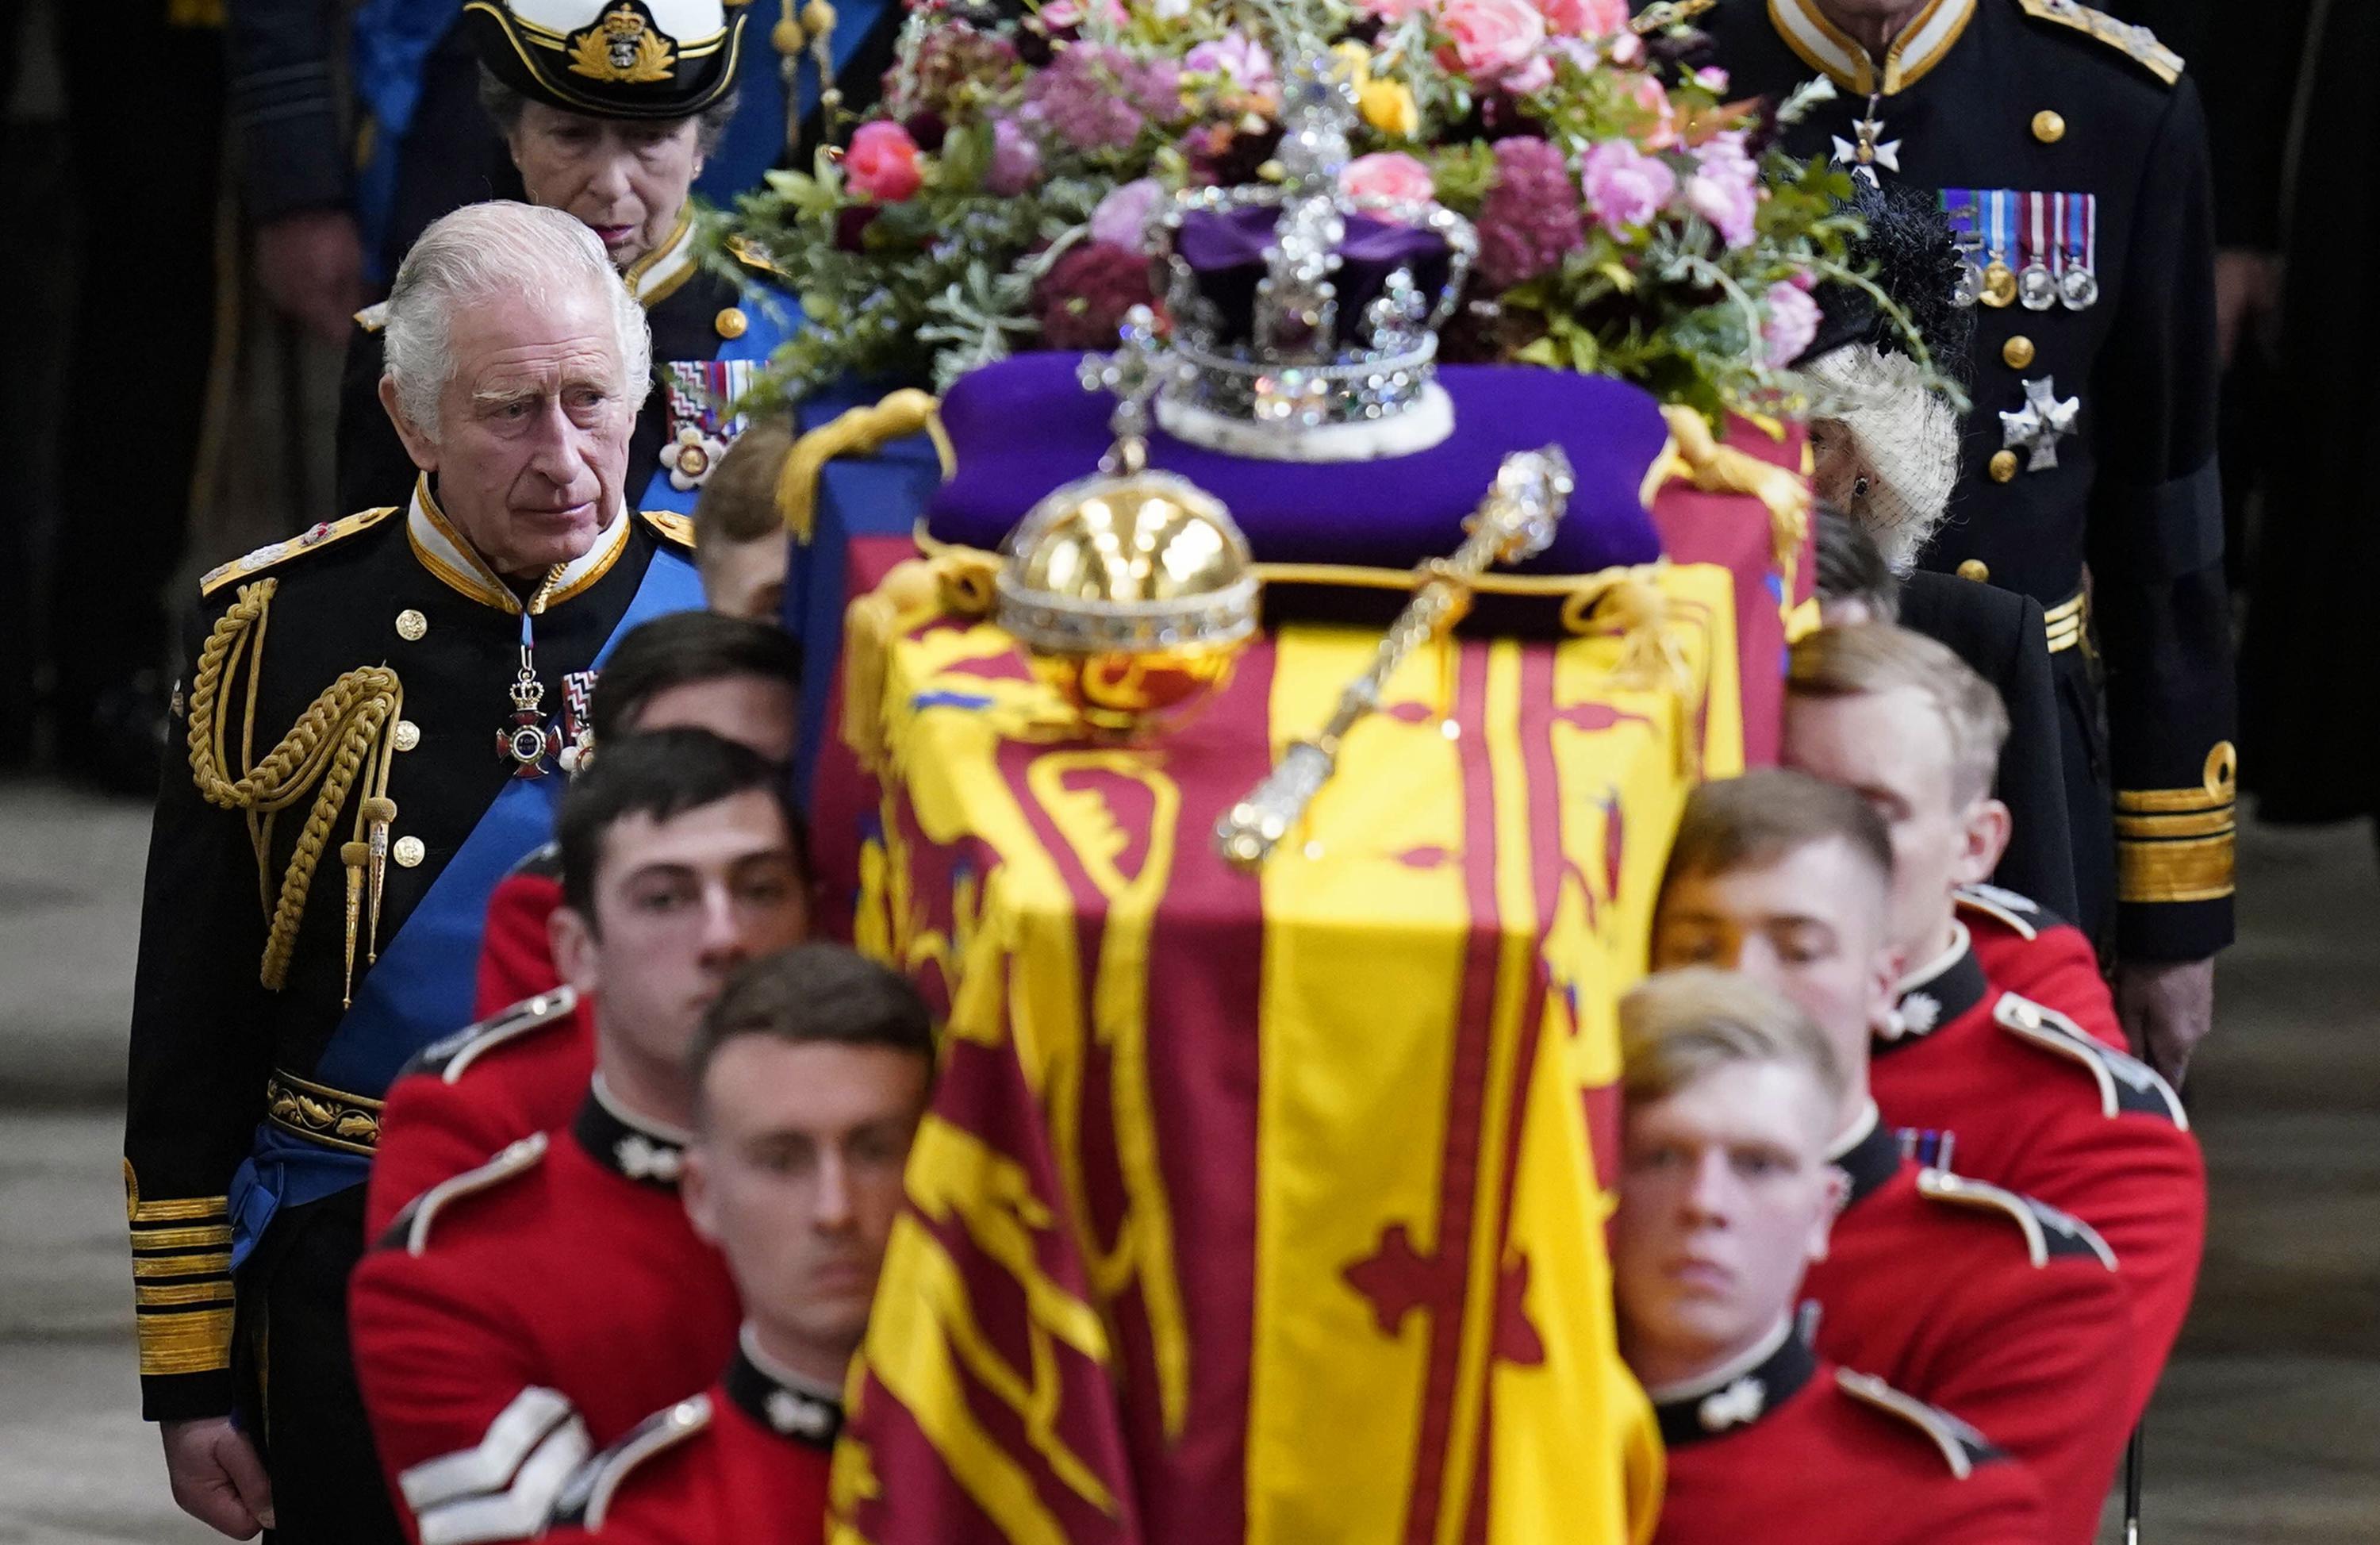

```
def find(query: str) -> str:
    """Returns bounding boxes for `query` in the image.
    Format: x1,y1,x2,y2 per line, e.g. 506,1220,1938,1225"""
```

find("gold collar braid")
186,578,405,1005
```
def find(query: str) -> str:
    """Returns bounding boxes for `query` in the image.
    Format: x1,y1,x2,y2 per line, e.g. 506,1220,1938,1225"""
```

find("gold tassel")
776,389,951,543
339,842,367,1008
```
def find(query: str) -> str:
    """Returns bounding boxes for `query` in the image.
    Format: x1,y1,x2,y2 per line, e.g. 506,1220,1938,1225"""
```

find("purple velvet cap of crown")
926,353,1669,577
1175,206,1455,347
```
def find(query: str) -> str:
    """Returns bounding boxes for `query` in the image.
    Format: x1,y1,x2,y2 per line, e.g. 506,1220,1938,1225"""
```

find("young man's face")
1653,840,1898,1092
1783,686,2003,959
1612,1059,1842,1386
684,1036,929,1370
628,673,799,766
553,790,810,1074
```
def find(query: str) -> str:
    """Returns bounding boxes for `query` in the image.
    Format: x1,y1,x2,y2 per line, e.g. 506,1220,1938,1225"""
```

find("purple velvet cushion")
926,354,1669,576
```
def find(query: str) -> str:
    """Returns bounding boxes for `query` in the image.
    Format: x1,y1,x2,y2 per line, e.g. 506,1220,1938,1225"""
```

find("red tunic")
539,1341,836,1544
1875,891,2203,1424
1952,886,2125,1050
363,986,597,1239
1652,1330,2047,1544
474,849,566,1017
350,1089,738,1545
1802,1121,2134,1544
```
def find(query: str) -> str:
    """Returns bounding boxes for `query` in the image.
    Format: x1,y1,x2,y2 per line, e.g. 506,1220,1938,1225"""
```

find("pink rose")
1579,140,1676,235
1694,65,1731,92
1763,281,1821,367
1532,0,1629,37
1089,177,1167,253
1038,0,1127,27
1340,152,1437,208
1502,53,1555,94
846,121,923,202
1436,0,1548,86
1627,73,1677,148
1683,129,1760,248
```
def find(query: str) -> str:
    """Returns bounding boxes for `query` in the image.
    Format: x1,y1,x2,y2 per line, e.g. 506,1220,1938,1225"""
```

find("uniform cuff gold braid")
125,1162,236,1378
2115,741,2237,905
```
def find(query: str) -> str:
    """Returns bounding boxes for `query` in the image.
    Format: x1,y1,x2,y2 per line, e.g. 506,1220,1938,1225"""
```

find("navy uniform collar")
1879,922,1988,1052
1829,1102,1905,1209
725,1327,844,1451
620,208,701,309
405,476,632,613
1768,0,1978,95
574,1076,692,1192
1649,1318,1819,1449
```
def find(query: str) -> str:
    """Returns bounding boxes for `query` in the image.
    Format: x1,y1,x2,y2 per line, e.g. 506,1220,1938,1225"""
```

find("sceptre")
1213,448,1575,871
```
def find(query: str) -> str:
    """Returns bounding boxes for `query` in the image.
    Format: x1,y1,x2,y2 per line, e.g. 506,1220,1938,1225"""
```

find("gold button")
715,307,748,340
2002,336,2036,370
1958,559,1991,582
2032,110,2066,144
392,836,426,868
395,609,428,641
392,720,420,752
1989,450,2021,483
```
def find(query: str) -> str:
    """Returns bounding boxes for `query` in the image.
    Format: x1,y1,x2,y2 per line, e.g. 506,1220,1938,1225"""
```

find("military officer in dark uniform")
336,0,813,525
1683,0,2236,1078
126,200,703,1543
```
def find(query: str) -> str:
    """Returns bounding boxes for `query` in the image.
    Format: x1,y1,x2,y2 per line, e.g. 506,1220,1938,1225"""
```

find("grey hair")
382,201,652,440
477,67,740,156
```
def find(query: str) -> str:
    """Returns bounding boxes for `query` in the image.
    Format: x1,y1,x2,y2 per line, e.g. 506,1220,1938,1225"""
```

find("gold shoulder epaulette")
1833,1370,2001,1479
551,1396,713,1530
355,301,390,334
386,1132,547,1256
1991,994,2189,1127
2016,0,2183,84
724,233,787,280
1954,883,2044,940
1915,1168,2118,1270
408,986,581,1086
639,509,697,549
201,506,398,597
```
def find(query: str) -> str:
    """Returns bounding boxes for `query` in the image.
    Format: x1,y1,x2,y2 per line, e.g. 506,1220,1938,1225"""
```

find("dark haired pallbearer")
351,728,811,1545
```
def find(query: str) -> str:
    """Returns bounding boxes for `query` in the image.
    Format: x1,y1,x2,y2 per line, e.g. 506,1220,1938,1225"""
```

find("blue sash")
350,0,462,283
228,545,704,1266
635,283,805,516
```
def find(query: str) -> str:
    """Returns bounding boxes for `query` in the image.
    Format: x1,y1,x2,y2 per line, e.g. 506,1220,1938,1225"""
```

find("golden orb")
996,468,1259,739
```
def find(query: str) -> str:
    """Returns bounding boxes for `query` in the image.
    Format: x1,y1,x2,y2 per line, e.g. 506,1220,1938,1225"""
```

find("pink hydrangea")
1020,44,1182,152
1341,152,1437,208
985,117,1042,197
1579,139,1676,236
1762,280,1822,367
1683,129,1761,248
1089,177,1166,253
1437,0,1548,86
1476,136,1587,289
1532,0,1630,37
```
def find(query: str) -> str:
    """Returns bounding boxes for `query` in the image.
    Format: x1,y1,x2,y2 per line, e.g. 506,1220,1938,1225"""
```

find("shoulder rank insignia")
404,985,581,1086
724,233,788,280
1956,882,2044,940
382,1131,548,1256
1992,992,2188,1127
639,508,697,549
551,1394,712,1530
201,506,399,597
1835,1369,2006,1479
2016,0,2183,84
355,301,390,334
1916,1168,2118,1270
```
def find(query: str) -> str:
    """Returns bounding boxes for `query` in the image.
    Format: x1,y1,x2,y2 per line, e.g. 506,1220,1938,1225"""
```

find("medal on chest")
658,358,758,492
494,565,591,779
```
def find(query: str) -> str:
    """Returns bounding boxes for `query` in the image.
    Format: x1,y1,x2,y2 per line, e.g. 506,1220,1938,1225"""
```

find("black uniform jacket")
126,483,697,1420
1691,0,2237,960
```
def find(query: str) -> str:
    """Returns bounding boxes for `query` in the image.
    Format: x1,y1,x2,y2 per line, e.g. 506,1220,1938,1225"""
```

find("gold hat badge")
569,2,678,83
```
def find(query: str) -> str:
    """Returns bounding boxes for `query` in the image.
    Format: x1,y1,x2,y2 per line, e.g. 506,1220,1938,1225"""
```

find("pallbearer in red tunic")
1652,774,2134,1540
349,732,809,1543
540,944,935,1544
1612,970,2047,1545
1782,624,2204,1420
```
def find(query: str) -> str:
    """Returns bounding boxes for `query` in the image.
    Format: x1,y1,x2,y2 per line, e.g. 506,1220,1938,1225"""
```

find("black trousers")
2051,645,2118,958
236,1186,405,1545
